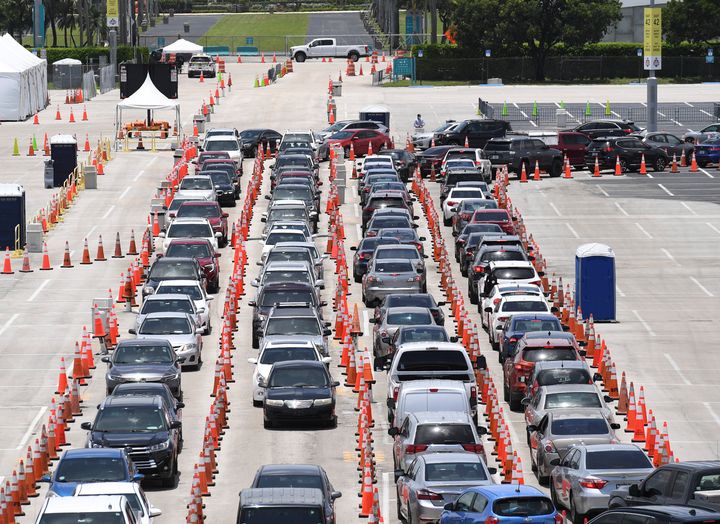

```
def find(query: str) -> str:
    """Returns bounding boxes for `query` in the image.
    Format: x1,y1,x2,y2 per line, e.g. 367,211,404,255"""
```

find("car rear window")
493,497,554,517
446,172,483,184
483,250,526,263
493,268,535,280
415,424,474,444
585,450,652,470
141,299,193,315
369,218,411,230
376,261,414,273
387,296,432,308
255,473,323,490
502,301,547,312
544,392,601,409
473,211,510,222
387,311,432,325
522,348,576,362
536,368,591,386
463,200,498,211
397,351,469,371
446,150,477,161
399,328,448,344
376,248,418,260
260,290,314,307
404,392,466,414
425,462,487,482
551,418,609,436
484,141,511,151
369,197,405,208
165,243,211,259
205,140,238,152
449,190,483,199
39,513,126,523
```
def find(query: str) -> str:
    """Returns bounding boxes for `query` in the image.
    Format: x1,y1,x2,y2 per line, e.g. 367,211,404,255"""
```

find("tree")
0,0,33,41
664,0,720,45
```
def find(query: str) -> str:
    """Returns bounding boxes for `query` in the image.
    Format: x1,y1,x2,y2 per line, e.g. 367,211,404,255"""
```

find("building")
603,0,670,42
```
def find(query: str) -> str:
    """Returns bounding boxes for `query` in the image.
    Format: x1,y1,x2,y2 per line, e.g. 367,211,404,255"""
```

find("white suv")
36,495,139,524
202,135,243,162
161,218,220,252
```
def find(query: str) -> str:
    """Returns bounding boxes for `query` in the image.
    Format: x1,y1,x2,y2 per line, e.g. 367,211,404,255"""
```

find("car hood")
89,430,171,448
108,363,176,379
263,334,325,350
176,189,214,199
265,386,332,401
49,481,82,497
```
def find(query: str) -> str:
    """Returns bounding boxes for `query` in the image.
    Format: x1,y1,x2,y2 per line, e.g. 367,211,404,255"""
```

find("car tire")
550,159,562,177
654,156,667,172
348,52,359,62
327,416,338,429
396,496,404,521
509,392,522,412
263,417,274,429
698,161,708,168
160,461,177,488
294,52,306,63
503,382,509,402
354,273,362,283
252,331,259,349
570,494,585,524
252,399,262,408
468,286,477,305
443,215,451,226
619,158,629,173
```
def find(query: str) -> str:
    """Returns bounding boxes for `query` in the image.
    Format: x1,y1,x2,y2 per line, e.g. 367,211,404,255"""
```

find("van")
390,379,471,428
236,487,327,524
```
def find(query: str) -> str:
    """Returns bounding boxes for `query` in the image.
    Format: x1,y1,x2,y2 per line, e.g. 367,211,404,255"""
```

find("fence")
82,71,97,101
99,65,116,94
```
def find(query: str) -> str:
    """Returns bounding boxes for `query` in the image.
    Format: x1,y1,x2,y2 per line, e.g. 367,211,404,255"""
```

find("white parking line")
382,472,391,524
0,314,19,337
616,286,626,297
664,354,692,385
707,223,720,235
635,222,652,239
27,279,50,302
362,309,369,336
660,248,681,266
632,310,655,337
657,184,674,196
102,205,116,219
690,276,715,297
565,223,580,239
614,202,629,216
698,168,715,178
133,170,145,182
597,186,610,197
549,202,562,217
118,186,132,200
681,202,698,215
85,225,98,238
703,402,720,427
16,407,47,450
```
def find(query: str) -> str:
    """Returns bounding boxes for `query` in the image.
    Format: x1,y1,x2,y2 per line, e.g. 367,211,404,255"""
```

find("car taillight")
509,337,518,343
363,186,371,192
446,201,457,207
554,515,564,524
579,478,608,489
359,253,370,260
366,230,378,237
544,441,556,453
416,489,443,501
473,265,484,273
457,239,466,245
470,386,477,402
493,298,501,305
623,128,633,133
367,276,380,283
405,444,428,454
393,387,399,401
414,242,423,251
496,316,509,322
485,517,500,524
461,213,472,220
529,280,542,286
461,443,485,454
604,144,612,152
408,275,421,282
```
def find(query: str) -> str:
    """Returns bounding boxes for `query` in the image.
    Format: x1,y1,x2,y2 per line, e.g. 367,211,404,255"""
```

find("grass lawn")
382,79,476,87
204,13,309,52
22,28,83,47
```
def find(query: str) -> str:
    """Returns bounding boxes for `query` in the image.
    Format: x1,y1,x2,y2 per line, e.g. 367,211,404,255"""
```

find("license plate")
614,482,632,487
490,155,499,160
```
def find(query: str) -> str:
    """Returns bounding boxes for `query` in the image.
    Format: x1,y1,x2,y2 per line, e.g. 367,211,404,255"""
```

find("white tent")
115,74,181,149
162,38,203,55
0,34,47,120
52,58,82,65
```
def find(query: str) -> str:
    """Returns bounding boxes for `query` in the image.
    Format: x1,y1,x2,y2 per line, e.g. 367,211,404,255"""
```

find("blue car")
694,138,720,168
498,314,563,363
40,448,141,496
440,485,561,524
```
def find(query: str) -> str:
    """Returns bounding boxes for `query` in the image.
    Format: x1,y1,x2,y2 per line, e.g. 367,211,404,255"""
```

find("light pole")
485,49,491,84
646,0,658,133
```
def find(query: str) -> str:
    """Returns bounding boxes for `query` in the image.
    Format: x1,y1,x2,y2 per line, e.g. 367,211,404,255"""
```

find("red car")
174,201,229,247
502,333,582,412
469,209,516,235
326,129,392,157
163,238,221,293
557,131,591,168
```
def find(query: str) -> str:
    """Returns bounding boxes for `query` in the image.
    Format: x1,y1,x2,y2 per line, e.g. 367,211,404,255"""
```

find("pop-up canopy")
162,38,203,55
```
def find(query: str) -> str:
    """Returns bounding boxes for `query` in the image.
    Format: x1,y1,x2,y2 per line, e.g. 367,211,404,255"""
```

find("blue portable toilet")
575,243,615,321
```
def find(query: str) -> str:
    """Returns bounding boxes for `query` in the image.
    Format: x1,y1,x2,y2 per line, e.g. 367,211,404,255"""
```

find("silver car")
523,384,616,435
134,293,201,335
371,245,427,292
362,258,423,306
371,306,435,369
395,452,495,524
390,411,487,472
253,261,324,294
102,339,182,398
550,444,654,523
528,409,622,484
130,312,203,370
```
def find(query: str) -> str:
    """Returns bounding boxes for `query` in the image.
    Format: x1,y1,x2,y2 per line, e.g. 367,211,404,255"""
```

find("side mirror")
315,279,325,289
195,328,204,334
258,379,267,388
323,321,332,327
247,357,258,364
521,397,531,406
322,357,332,364
527,425,538,433
176,401,185,408
484,307,493,313
197,307,206,314
320,301,328,307
158,232,166,238
550,458,560,466
149,507,162,518
39,474,51,483
222,212,229,218
81,422,92,431
331,491,342,500
264,194,271,200
132,473,145,482
368,318,376,323
593,372,603,382
248,300,256,306
394,469,405,482
251,279,260,287
477,426,488,435
170,420,182,429
610,422,622,430
101,356,111,363
260,217,267,222
578,349,587,357
628,484,641,497
550,306,559,313
331,380,340,387
495,324,504,330
450,336,459,343
323,329,332,336
350,246,358,251
444,502,454,511
381,337,390,343
604,395,614,403
419,236,426,242
388,427,399,437
128,328,137,335
168,213,176,218
215,253,222,258
177,357,186,364
476,355,487,370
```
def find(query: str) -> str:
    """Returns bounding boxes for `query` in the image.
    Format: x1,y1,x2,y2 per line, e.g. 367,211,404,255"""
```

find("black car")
272,154,317,176
262,361,339,429
589,506,720,524
361,191,413,228
199,161,240,197
484,136,563,176
81,395,182,487
570,119,641,140
248,282,324,349
250,464,341,524
377,149,417,181
374,293,446,326
454,223,504,261
468,245,529,304
268,184,319,216
434,119,512,148
585,136,669,173
202,170,237,206
240,128,283,157
143,257,205,297
351,236,401,282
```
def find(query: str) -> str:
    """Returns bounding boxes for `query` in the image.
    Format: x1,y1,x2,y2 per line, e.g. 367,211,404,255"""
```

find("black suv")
239,128,283,157
81,395,182,487
143,257,205,297
589,506,720,524
484,137,563,177
570,119,641,139
434,119,512,148
585,136,669,173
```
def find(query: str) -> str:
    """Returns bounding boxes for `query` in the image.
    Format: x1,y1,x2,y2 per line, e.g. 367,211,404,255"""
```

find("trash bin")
84,165,98,189
50,135,78,187
193,114,206,135
575,243,616,322
183,23,190,33
556,109,567,129
0,183,25,252
44,160,54,188
332,82,342,97
26,222,43,253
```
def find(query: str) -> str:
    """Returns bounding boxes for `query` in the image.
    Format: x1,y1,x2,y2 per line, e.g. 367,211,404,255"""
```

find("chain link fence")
98,65,116,94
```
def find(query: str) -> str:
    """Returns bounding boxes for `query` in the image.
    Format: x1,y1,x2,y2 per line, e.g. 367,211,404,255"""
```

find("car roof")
115,338,173,347
43,495,128,513
396,342,466,352
269,306,317,317
523,331,575,342
178,200,219,207
521,335,576,348
167,238,213,246
549,409,607,420
489,261,534,269
264,262,312,271
143,311,193,320
271,360,325,370
61,448,127,459
260,281,314,291
240,487,324,507
386,306,432,314
270,199,307,207
113,382,172,394
263,340,316,349
74,482,139,495
410,411,473,424
576,443,646,453
421,452,483,464
400,379,467,392
501,295,546,303
533,360,588,371
101,394,164,408
170,217,211,224
373,257,414,266
472,484,545,498
539,384,599,394
258,464,322,475
204,135,237,141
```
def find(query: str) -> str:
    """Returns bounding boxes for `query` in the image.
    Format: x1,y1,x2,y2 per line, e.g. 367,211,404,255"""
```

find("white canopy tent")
115,74,181,149
0,34,48,120
162,38,203,55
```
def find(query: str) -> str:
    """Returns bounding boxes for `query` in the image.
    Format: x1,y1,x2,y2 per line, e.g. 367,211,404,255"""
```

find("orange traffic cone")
95,235,107,261
563,156,573,179
690,152,698,172
680,149,687,167
593,157,601,177
56,358,69,394
39,242,53,271
519,162,528,183
464,136,469,148
33,114,39,125
199,71,204,83
111,232,123,258
639,153,647,175
80,238,92,265
55,105,61,120
60,241,73,268
533,160,541,181
27,138,35,157
84,134,91,152
81,105,88,121
615,155,623,176
69,108,75,123
1,247,13,274
671,154,678,173
19,247,32,273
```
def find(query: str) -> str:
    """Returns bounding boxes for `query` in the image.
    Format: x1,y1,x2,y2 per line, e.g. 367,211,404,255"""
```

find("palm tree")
57,0,78,46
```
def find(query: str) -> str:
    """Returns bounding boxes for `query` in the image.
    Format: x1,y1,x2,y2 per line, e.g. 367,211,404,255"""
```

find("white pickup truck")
290,38,370,63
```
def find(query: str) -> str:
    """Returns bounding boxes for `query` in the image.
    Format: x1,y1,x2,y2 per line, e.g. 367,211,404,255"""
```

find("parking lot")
0,57,719,523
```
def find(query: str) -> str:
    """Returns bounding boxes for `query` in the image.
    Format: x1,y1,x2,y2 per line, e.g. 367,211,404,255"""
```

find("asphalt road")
1,61,719,523
306,11,375,46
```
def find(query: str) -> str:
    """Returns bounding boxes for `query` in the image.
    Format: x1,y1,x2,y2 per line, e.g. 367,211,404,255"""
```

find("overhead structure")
0,33,48,121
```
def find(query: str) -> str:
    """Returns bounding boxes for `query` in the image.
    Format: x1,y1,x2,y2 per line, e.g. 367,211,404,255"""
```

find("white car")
442,187,486,225
161,219,220,253
248,340,331,406
356,155,394,176
480,283,545,328
35,495,138,524
282,130,318,152
202,134,243,162
203,127,239,146
440,158,478,178
74,482,161,524
135,293,202,335
478,260,542,302
176,175,216,202
155,279,213,334
412,121,457,150
488,295,552,348
261,228,311,258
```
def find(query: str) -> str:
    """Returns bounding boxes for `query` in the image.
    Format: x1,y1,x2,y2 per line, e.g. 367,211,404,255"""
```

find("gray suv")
484,136,563,176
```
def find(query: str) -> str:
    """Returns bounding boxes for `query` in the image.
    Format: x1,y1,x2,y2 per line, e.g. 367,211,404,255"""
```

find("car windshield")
269,208,306,221
536,368,591,386
387,311,432,325
205,140,238,151
165,243,211,259
377,248,418,260
208,172,232,185
114,345,174,364
502,301,547,312
284,133,312,142
368,198,405,208
523,348,576,362
425,462,487,482
54,458,127,483
177,204,220,218
240,129,262,139
180,178,213,190
397,351,469,371
256,474,323,490
267,251,312,266
168,198,194,212
369,218,411,230
266,232,305,245
263,270,311,285
266,317,320,336
274,187,312,200
493,497,554,517
149,261,196,279
277,157,311,168
446,161,476,169
449,189,483,199
399,328,448,343
484,251,526,263
168,223,213,238
139,317,191,335
94,406,166,432
513,319,560,332
379,230,415,242
269,367,328,387
39,513,126,523
260,290,314,307
585,450,652,470
544,392,601,409
260,347,318,364
371,182,405,192
473,211,510,222
330,131,354,139
415,424,474,445
140,299,193,315
462,224,503,236
551,418,609,436
156,284,202,300
239,507,323,524
494,268,535,280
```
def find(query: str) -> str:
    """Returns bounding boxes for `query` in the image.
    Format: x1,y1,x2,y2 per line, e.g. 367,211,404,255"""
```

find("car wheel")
443,215,451,226
252,399,262,408
570,494,585,524
509,392,522,412
503,382,509,402
354,273,362,283
327,416,338,429
348,52,359,62
550,159,562,177
619,158,629,173
160,461,177,488
396,495,404,521
294,52,306,63
654,156,667,172
550,483,561,508
698,160,708,168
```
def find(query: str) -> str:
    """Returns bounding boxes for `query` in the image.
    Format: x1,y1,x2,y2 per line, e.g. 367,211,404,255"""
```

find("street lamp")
636,47,643,84
485,49,491,84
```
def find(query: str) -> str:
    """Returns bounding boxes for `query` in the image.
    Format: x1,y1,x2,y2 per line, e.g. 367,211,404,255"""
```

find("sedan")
134,293,201,335
440,485,559,524
262,361,339,429
451,199,499,237
161,218,220,253
694,138,720,168
164,238,221,293
550,444,654,524
371,306,435,369
155,280,214,335
396,453,494,524
442,188,486,226
362,258,423,307
324,129,392,157
176,175,216,201
374,293,446,326
523,384,615,430
130,312,203,369
351,237,401,282
682,123,720,144
638,131,694,159
371,244,427,291
487,295,553,350
102,339,182,398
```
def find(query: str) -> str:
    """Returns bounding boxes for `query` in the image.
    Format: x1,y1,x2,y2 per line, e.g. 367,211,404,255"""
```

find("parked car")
637,131,695,159
290,37,369,62
434,119,512,148
589,506,720,524
694,138,720,168
187,53,215,78
74,482,162,524
484,136,563,177
240,128,283,157
34,495,140,524
412,121,457,150
585,136,669,172
236,487,328,524
131,312,203,369
324,129,392,157
682,123,720,144
569,119,641,139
